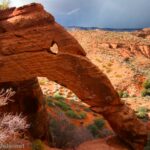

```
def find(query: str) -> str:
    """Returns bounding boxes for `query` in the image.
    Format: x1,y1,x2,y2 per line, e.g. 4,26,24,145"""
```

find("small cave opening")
49,41,59,54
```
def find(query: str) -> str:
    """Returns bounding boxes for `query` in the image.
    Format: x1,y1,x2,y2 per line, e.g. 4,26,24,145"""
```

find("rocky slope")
69,29,150,96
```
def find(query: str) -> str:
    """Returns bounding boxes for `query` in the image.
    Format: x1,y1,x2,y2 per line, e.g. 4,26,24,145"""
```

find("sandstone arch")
0,3,148,149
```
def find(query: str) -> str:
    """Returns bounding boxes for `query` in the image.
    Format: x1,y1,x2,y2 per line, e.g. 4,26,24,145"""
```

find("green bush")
55,101,71,111
142,78,150,97
49,118,75,148
46,96,55,107
78,112,87,119
66,110,79,119
118,91,129,98
136,107,148,119
143,79,150,89
142,89,150,97
94,119,105,129
118,91,123,98
122,91,129,98
66,110,87,119
32,139,44,150
53,92,65,100
87,124,99,138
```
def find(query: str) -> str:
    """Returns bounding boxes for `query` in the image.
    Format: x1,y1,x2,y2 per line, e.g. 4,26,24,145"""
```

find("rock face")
0,3,148,149
0,78,49,139
100,42,150,58
0,78,43,113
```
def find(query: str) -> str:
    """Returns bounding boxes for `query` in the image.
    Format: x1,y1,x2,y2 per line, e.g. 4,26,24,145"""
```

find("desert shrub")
122,91,129,98
71,127,93,146
0,89,29,144
66,110,87,119
55,101,71,111
142,79,150,97
66,110,79,119
94,118,105,129
142,89,150,97
118,91,129,98
143,79,150,89
99,129,113,138
87,124,99,138
32,139,44,150
46,96,55,107
118,91,123,98
53,92,65,100
78,112,87,119
49,114,93,149
0,0,10,10
136,107,148,119
49,116,75,148
87,118,105,138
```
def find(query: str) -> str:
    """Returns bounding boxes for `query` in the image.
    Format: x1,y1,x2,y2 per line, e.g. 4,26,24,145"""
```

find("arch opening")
49,41,59,54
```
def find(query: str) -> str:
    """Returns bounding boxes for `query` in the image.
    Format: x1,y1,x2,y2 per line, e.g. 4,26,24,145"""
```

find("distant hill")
66,26,142,32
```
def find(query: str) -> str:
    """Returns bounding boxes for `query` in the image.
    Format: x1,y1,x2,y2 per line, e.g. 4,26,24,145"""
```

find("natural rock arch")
0,3,148,149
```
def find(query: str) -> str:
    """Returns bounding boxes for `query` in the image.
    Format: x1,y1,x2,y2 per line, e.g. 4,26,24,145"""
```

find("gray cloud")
9,0,150,28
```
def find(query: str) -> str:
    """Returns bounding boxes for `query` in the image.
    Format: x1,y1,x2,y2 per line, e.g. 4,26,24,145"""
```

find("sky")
3,0,150,29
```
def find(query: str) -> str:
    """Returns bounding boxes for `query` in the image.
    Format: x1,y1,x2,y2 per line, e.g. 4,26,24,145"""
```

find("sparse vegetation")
87,118,105,138
46,96,55,107
55,100,71,111
48,114,93,149
143,78,150,89
79,112,87,119
142,89,150,97
94,118,105,129
53,91,65,100
136,107,149,119
118,91,129,98
32,139,44,150
87,124,99,138
66,110,87,119
142,78,150,97
66,110,79,118
0,89,29,144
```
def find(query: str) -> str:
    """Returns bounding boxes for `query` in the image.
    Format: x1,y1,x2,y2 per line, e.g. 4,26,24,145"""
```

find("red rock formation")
0,78,49,139
100,42,150,58
0,3,148,149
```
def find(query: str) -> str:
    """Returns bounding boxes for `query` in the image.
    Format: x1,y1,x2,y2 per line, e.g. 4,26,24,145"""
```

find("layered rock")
0,3,148,149
100,42,150,58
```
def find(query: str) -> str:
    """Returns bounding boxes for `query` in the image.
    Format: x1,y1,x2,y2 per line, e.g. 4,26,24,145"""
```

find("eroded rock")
0,3,148,149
